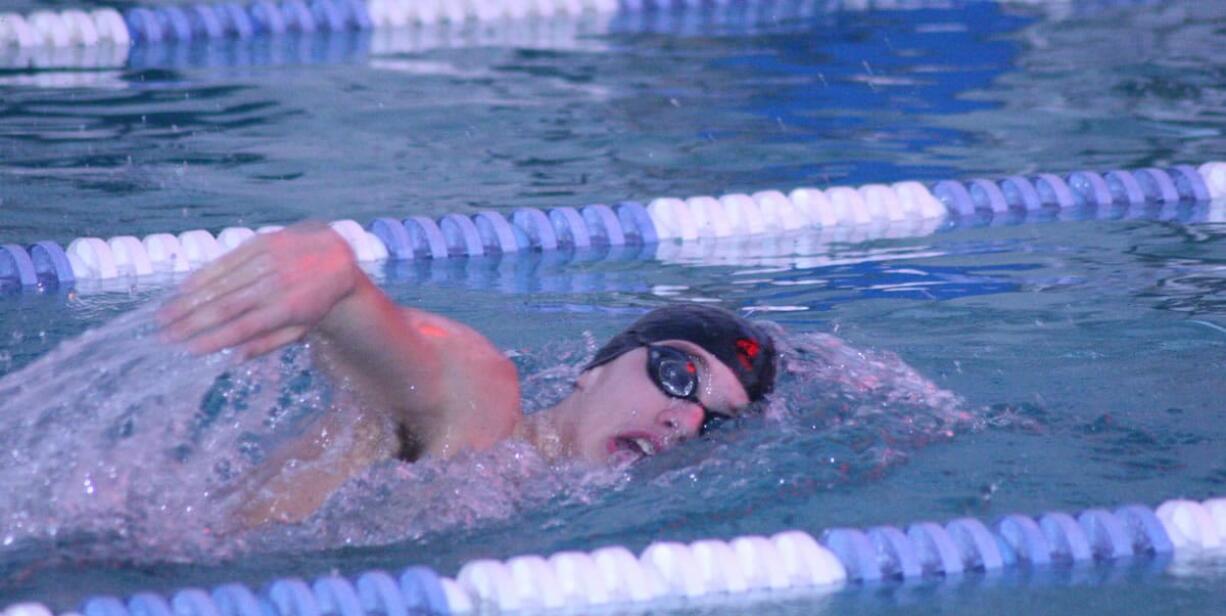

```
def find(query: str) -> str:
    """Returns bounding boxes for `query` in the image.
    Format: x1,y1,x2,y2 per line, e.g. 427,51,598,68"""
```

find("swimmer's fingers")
166,282,271,349
237,325,309,360
158,223,356,355
157,239,269,327
158,256,271,331
180,236,265,294
182,303,290,356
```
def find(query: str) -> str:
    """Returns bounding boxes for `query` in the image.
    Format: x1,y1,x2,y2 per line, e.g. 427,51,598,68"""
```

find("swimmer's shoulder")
399,307,522,456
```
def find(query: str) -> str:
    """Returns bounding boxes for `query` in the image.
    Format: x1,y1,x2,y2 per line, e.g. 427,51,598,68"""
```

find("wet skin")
157,223,752,526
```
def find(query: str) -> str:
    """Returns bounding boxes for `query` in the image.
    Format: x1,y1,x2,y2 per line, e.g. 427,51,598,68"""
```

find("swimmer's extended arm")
310,275,521,456
157,223,521,458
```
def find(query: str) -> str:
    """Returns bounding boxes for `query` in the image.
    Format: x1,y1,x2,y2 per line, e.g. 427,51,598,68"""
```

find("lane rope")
4,494,1223,615
3,163,1222,294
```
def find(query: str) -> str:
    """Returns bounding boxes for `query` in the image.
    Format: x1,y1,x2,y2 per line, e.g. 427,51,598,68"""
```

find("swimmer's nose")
658,402,704,439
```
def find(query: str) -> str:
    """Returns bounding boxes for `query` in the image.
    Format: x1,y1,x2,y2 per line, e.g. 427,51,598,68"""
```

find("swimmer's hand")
156,223,359,359
160,221,520,485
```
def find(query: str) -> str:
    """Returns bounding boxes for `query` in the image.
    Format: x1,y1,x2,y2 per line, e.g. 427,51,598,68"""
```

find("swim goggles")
646,345,735,435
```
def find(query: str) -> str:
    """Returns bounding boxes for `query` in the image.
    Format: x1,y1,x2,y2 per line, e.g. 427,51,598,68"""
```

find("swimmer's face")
570,340,751,465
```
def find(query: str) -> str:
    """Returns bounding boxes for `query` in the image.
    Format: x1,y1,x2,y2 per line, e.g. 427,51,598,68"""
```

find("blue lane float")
1033,173,1076,208
866,525,922,579
0,0,591,52
0,244,38,288
7,0,1178,80
403,216,449,260
4,495,1225,616
1037,512,1092,563
472,211,522,255
126,594,172,616
995,514,1052,566
1080,508,1134,559
907,521,964,576
2,162,1222,295
821,528,881,582
0,0,1177,58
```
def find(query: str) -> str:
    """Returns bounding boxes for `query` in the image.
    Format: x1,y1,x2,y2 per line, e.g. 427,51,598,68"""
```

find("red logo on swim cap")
735,338,760,370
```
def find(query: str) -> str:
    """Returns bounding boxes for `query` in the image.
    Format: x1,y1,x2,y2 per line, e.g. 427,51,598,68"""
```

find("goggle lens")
647,345,732,436
655,353,697,398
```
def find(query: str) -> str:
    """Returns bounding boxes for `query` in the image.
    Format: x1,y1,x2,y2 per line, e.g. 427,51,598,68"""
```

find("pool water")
2,0,1226,613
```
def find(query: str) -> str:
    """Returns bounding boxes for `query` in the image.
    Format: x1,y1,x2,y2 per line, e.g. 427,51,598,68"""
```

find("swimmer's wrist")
315,270,377,342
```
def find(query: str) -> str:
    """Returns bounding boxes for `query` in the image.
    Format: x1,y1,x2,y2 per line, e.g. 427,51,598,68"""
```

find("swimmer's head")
557,304,777,465
585,304,777,403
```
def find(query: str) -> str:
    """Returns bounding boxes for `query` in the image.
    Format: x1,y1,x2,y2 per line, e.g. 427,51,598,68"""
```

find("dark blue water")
2,1,1226,614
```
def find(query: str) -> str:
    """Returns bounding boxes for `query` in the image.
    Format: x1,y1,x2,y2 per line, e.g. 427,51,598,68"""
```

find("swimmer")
157,223,777,526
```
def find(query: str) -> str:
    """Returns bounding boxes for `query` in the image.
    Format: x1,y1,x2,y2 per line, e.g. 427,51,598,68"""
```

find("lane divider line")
7,495,1225,615
3,163,1222,295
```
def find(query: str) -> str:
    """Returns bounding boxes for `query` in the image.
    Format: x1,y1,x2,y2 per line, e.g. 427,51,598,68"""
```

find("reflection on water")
1129,219,1226,318
5,0,1223,250
921,1,1226,174
1,0,1030,245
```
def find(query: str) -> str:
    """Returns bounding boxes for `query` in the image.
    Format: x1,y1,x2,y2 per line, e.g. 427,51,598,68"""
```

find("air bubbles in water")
0,305,978,566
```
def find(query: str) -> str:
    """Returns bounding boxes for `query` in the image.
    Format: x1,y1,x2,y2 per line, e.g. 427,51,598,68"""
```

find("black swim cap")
585,304,777,402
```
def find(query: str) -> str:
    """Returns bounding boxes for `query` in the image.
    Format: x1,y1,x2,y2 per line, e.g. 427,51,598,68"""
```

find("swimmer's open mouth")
608,433,661,460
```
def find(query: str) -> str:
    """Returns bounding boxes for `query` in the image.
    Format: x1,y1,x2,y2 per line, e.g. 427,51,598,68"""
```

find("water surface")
1,1,1225,613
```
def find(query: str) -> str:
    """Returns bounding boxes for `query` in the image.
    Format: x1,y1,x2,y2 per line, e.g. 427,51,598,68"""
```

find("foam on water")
0,302,329,562
0,300,978,568
582,322,981,538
